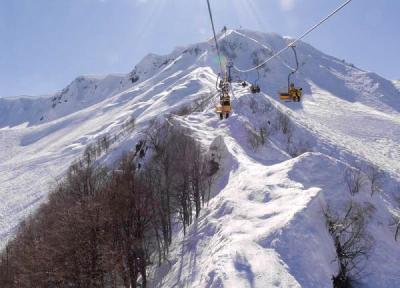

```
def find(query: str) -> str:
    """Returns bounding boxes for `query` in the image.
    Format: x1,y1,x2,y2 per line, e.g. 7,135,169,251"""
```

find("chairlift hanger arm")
291,45,299,73
288,45,299,88
216,73,223,92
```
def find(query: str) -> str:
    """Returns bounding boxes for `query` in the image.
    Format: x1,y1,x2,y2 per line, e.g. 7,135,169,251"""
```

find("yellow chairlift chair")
279,45,302,102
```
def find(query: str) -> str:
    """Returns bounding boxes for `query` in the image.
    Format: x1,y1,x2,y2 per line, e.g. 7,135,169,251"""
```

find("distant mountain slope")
1,29,399,286
394,80,400,90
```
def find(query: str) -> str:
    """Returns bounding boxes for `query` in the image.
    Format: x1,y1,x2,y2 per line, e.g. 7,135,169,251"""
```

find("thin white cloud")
279,0,296,11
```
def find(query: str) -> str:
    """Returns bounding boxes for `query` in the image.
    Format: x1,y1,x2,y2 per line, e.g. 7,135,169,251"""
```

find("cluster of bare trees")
344,164,383,197
144,120,219,235
344,167,365,196
172,94,213,117
394,188,400,242
275,111,299,156
344,164,400,242
246,124,268,152
0,120,219,288
84,117,136,163
251,108,310,156
322,162,386,287
0,151,151,287
364,165,383,196
245,108,311,156
276,111,310,157
324,202,374,288
276,111,292,137
83,134,112,162
395,216,400,242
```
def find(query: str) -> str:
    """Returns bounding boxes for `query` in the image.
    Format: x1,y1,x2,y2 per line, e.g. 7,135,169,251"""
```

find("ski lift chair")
279,45,302,102
279,83,302,102
216,92,231,120
250,69,261,93
250,83,260,94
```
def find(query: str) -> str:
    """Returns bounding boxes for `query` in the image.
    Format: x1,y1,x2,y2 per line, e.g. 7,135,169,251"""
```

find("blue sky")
0,0,399,97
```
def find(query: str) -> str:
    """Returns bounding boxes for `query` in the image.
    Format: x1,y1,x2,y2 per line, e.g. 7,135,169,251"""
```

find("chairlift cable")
233,0,354,73
232,30,294,71
206,0,225,75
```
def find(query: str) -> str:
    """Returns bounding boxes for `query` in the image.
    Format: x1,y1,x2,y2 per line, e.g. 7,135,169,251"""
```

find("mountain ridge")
1,29,399,287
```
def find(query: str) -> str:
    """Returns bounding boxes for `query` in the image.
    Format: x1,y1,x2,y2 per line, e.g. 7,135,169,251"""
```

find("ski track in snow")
1,29,400,287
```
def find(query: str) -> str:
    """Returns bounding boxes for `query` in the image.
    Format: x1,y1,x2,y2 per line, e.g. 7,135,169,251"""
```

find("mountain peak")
1,28,400,287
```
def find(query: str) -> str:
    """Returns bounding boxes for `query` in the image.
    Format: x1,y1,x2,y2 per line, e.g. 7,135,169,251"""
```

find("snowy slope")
0,65,216,247
1,29,400,286
394,80,400,90
150,83,400,288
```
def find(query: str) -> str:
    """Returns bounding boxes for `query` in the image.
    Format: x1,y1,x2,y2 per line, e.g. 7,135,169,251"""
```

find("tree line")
0,120,220,288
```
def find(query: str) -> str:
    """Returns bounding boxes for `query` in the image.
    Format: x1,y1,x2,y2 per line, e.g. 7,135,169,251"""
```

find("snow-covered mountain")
394,80,400,90
1,29,399,287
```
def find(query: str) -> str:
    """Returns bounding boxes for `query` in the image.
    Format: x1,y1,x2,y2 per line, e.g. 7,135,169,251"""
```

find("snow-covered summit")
1,29,400,286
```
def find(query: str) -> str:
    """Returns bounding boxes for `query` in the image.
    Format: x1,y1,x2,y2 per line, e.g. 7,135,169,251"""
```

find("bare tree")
192,94,212,112
364,165,383,196
344,167,366,195
276,111,294,154
173,105,192,116
395,218,400,241
277,111,291,135
173,94,212,116
205,158,219,203
249,97,258,114
324,201,374,287
144,119,171,154
0,244,14,287
260,127,267,146
394,190,400,241
288,140,311,158
247,126,263,151
123,116,136,134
